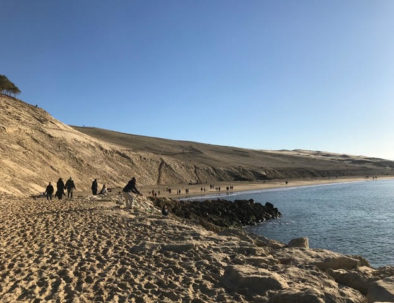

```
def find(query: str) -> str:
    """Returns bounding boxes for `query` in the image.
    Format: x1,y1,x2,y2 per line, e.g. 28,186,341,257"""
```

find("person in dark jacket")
55,178,65,200
65,177,76,199
45,182,54,200
161,204,169,216
123,177,141,195
91,179,98,195
122,177,141,209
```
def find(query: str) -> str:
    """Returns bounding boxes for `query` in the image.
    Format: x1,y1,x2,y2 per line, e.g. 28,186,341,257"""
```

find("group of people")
43,176,173,218
44,176,143,210
91,179,108,195
44,177,76,200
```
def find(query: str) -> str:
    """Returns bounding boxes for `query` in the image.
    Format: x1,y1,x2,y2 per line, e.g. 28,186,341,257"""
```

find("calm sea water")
192,180,394,267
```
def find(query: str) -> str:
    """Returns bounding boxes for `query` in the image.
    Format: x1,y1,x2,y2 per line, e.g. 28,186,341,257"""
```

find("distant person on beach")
45,182,54,200
161,204,169,216
91,179,98,195
65,177,76,199
55,178,65,200
99,184,107,195
123,177,141,209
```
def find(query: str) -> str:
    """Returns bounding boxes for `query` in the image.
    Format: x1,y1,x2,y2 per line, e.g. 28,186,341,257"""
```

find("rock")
244,256,278,267
315,256,360,271
161,243,195,253
288,237,309,248
151,197,281,229
270,285,366,303
329,268,370,294
265,201,274,209
270,288,325,303
221,265,288,296
367,276,394,303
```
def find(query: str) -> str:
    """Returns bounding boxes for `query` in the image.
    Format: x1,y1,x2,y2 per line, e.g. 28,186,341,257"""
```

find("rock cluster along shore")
151,197,281,229
149,197,394,302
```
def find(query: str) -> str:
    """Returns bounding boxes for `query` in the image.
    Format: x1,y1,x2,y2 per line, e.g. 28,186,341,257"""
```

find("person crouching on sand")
161,204,169,216
122,177,141,209
99,184,107,195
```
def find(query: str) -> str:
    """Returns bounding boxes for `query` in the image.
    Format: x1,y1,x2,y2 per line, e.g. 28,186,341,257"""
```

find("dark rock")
151,197,281,229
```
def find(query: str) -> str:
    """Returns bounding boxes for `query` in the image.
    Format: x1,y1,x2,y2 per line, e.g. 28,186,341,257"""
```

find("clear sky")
1,1,394,159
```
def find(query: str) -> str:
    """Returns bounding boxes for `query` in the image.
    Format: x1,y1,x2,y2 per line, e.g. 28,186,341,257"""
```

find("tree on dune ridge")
0,75,21,96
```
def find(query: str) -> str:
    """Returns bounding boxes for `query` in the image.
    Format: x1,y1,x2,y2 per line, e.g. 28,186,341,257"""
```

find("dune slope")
1,95,394,196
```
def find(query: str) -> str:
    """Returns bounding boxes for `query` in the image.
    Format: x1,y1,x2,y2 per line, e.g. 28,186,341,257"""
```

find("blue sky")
1,1,394,159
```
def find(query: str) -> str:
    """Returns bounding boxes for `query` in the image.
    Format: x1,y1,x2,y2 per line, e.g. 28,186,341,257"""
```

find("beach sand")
1,193,392,302
140,176,394,199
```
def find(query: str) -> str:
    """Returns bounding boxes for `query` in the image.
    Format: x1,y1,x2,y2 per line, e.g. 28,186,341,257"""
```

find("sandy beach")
140,176,394,199
1,193,393,302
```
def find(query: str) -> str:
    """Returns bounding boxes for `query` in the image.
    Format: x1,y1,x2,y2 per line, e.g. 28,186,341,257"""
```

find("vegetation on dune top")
0,75,21,96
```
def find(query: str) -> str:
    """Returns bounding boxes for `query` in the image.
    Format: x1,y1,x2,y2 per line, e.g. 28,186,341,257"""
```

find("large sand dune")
1,95,394,196
1,95,394,302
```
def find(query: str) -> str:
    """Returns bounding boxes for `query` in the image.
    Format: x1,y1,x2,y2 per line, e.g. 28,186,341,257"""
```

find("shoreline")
141,175,394,200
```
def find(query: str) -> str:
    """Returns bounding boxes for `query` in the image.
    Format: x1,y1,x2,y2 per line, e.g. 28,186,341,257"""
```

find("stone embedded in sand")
315,256,360,271
161,243,195,253
367,276,394,303
270,286,366,303
221,265,288,296
270,288,325,303
328,268,372,295
244,256,278,267
288,237,309,248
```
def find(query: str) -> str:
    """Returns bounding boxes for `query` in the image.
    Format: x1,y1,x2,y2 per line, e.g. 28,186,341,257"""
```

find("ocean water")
193,180,394,267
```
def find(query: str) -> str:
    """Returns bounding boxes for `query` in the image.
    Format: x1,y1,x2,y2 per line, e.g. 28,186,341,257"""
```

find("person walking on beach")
91,179,98,195
45,182,54,200
65,177,76,199
122,177,141,209
55,178,65,200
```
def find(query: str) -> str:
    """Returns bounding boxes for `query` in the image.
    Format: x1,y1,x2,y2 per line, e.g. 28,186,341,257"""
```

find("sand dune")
1,95,394,302
1,95,394,196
